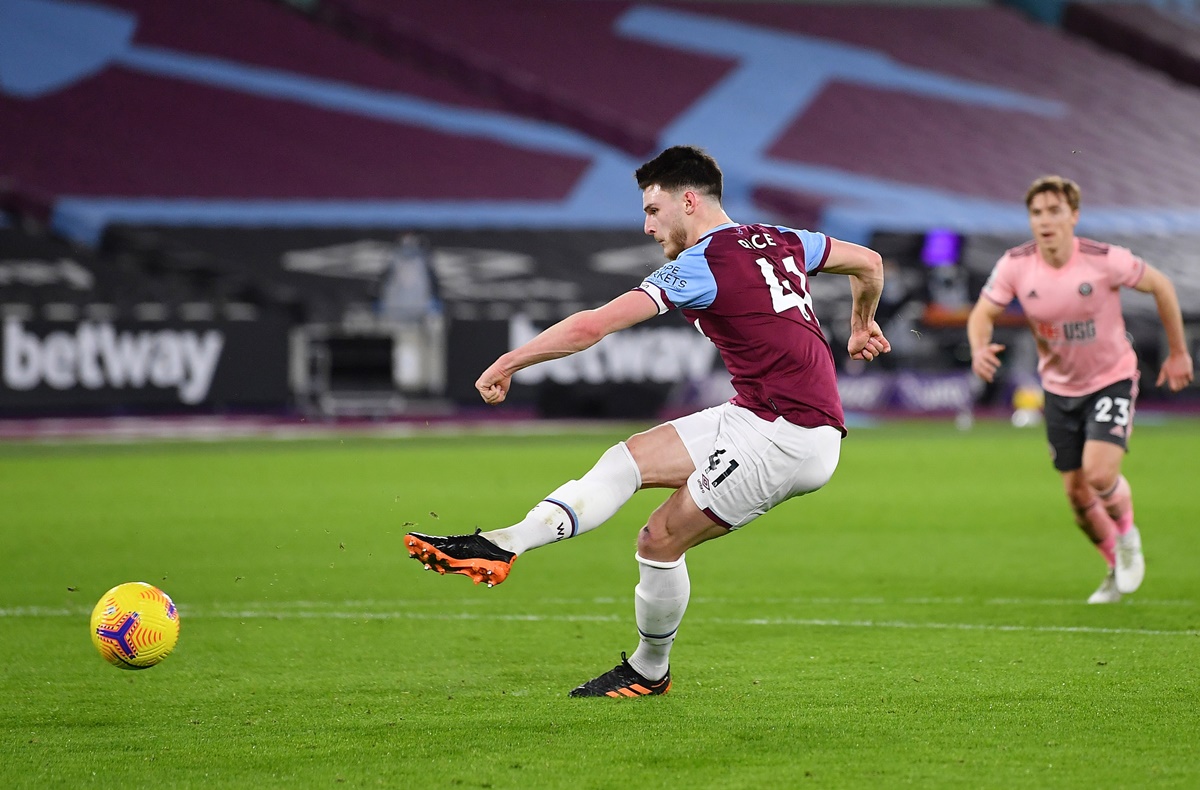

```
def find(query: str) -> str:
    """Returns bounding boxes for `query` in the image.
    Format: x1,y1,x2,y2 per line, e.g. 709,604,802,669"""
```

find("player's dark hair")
1026,175,1080,211
635,145,723,203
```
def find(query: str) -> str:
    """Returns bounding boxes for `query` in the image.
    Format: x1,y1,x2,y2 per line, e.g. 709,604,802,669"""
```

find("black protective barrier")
1,317,290,413
0,227,290,415
97,225,706,417
5,223,1196,417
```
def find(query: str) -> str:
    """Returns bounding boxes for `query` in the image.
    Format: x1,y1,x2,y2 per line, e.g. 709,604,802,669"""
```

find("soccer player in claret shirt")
968,175,1194,604
406,145,890,697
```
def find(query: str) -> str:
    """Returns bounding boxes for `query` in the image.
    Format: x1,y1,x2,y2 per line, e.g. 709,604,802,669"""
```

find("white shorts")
668,402,842,529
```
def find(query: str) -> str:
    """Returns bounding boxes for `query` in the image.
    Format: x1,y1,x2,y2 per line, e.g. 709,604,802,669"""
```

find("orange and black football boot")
405,528,516,587
568,652,672,698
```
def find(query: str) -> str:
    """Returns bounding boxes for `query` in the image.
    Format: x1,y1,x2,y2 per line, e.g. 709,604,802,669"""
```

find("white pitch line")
0,416,643,445
6,606,1198,637
705,616,1200,637
30,595,1193,609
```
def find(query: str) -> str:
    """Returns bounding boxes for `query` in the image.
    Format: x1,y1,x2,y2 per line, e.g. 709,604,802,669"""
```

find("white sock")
481,442,641,555
628,553,690,682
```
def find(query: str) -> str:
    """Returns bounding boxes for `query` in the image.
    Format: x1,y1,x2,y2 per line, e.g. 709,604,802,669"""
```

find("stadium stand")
3,0,1199,417
4,0,1200,238
1063,2,1200,89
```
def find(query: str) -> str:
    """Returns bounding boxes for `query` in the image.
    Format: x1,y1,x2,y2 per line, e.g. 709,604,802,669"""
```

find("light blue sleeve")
640,238,718,310
772,225,829,273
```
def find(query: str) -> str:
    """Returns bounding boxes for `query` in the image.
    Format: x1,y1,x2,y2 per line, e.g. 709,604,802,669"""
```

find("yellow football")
90,582,181,670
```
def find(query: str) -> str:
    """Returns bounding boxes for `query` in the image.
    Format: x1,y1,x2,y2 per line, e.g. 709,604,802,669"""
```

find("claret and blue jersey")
637,223,845,434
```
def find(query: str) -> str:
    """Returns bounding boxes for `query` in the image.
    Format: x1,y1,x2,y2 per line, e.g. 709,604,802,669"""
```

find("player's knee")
1083,466,1118,495
636,525,653,555
624,428,662,459
637,518,682,563
1063,478,1093,511
636,519,664,555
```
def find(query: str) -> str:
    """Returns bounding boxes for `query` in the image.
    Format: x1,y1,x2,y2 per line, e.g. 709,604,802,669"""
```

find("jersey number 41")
756,256,817,324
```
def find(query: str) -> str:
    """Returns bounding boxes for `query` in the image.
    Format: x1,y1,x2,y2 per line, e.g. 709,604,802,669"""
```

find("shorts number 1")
712,459,739,487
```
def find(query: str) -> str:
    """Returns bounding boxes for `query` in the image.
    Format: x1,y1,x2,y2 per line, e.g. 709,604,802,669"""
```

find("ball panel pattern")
90,582,180,669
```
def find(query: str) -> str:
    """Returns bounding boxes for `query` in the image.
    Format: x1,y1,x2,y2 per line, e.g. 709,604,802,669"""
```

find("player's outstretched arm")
1134,264,1194,391
966,297,1006,383
821,239,890,361
475,290,660,404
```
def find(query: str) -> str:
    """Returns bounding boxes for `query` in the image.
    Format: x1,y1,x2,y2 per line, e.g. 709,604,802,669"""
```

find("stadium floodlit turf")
1,418,1198,788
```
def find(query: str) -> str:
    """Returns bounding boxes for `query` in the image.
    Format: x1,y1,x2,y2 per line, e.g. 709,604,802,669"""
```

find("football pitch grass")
1,417,1198,788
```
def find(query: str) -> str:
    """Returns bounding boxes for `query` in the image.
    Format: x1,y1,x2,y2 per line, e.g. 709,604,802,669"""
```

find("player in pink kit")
968,175,1193,603
405,145,890,696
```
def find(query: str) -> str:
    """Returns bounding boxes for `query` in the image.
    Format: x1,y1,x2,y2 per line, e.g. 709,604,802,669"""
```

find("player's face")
1027,191,1078,255
642,185,689,260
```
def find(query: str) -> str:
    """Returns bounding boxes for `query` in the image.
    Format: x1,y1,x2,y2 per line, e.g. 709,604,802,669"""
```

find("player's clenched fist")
476,366,511,404
848,322,891,362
